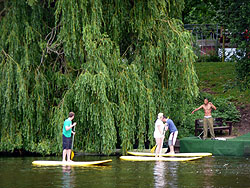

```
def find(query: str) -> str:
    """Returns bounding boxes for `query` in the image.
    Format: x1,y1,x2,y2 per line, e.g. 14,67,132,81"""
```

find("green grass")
194,62,250,104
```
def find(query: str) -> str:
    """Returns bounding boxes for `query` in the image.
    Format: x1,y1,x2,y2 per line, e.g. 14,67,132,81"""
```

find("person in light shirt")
154,113,165,157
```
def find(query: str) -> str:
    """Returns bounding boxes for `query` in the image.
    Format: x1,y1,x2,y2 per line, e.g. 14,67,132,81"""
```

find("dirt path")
233,104,250,136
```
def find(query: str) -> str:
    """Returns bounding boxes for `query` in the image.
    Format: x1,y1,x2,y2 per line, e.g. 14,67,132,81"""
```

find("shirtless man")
192,98,216,140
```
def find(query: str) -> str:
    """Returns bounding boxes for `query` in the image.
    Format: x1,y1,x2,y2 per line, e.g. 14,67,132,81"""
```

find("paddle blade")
71,151,74,160
150,145,157,153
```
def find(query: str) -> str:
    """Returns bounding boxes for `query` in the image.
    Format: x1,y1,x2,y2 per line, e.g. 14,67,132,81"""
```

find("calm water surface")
0,155,250,188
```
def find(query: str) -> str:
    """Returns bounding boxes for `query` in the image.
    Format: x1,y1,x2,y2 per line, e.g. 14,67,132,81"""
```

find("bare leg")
155,138,163,157
159,138,164,157
155,138,160,157
168,131,177,154
169,145,175,154
62,149,67,162
66,149,72,162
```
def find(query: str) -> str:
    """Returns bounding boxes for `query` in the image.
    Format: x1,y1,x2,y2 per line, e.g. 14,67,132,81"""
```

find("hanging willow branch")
0,0,198,155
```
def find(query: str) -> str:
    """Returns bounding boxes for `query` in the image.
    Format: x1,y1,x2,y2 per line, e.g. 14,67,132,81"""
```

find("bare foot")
168,152,175,155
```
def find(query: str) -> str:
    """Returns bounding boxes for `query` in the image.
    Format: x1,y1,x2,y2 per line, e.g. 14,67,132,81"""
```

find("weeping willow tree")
0,0,198,155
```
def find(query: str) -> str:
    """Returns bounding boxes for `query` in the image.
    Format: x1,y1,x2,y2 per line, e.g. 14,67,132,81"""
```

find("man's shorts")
63,135,72,150
168,131,178,146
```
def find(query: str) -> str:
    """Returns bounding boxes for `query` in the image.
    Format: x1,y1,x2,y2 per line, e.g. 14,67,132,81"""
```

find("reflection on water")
154,161,179,188
62,166,75,188
202,157,214,188
167,162,178,188
154,161,166,188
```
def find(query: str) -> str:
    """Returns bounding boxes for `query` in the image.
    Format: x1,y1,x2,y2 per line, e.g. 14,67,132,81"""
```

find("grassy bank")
194,62,250,105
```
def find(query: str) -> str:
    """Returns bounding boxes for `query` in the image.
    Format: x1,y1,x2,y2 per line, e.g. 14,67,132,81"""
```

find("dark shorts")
63,135,72,150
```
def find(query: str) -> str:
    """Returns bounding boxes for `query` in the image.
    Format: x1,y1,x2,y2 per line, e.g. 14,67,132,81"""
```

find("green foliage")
183,0,250,88
235,55,250,89
213,97,241,122
195,92,240,122
236,66,250,91
197,50,221,62
182,0,220,24
195,61,250,104
219,0,250,89
177,92,240,138
179,96,239,138
0,0,199,155
35,139,54,156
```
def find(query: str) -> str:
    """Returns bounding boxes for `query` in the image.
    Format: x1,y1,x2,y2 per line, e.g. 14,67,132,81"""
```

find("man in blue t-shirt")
62,112,77,162
163,116,178,154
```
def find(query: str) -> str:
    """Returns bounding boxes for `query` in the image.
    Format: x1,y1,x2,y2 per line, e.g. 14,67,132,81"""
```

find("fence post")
221,26,225,62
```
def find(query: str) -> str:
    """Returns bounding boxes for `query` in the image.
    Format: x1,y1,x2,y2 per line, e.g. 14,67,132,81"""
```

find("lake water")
0,155,250,188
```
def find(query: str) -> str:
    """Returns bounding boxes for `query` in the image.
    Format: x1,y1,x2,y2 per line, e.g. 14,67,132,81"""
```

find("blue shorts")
63,135,72,150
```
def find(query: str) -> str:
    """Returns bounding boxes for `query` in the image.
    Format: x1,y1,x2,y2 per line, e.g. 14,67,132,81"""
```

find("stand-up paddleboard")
32,159,112,166
120,156,201,162
127,151,212,157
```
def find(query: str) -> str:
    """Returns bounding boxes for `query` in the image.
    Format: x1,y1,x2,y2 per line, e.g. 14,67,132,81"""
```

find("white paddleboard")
127,151,212,157
32,159,112,166
120,156,202,162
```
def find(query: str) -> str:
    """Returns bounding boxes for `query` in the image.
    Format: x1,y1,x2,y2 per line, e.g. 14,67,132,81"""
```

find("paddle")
150,145,157,153
71,126,75,160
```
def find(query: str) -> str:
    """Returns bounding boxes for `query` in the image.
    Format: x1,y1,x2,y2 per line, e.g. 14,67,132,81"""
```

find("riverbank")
194,62,250,136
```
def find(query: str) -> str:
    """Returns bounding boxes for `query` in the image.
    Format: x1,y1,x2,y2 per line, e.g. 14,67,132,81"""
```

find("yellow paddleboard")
120,156,202,162
32,159,112,166
127,151,212,157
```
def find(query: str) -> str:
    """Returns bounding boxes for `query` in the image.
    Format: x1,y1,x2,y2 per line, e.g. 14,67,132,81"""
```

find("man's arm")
192,105,203,114
164,124,169,132
65,122,76,131
209,102,216,110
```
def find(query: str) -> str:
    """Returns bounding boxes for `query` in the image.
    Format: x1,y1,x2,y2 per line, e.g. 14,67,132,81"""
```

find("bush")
178,92,240,138
235,56,250,89
197,92,240,122
196,50,221,62
36,139,54,156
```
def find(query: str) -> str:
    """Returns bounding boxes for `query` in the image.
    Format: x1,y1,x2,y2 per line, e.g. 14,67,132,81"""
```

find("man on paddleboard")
62,112,76,162
191,98,216,140
162,116,178,154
